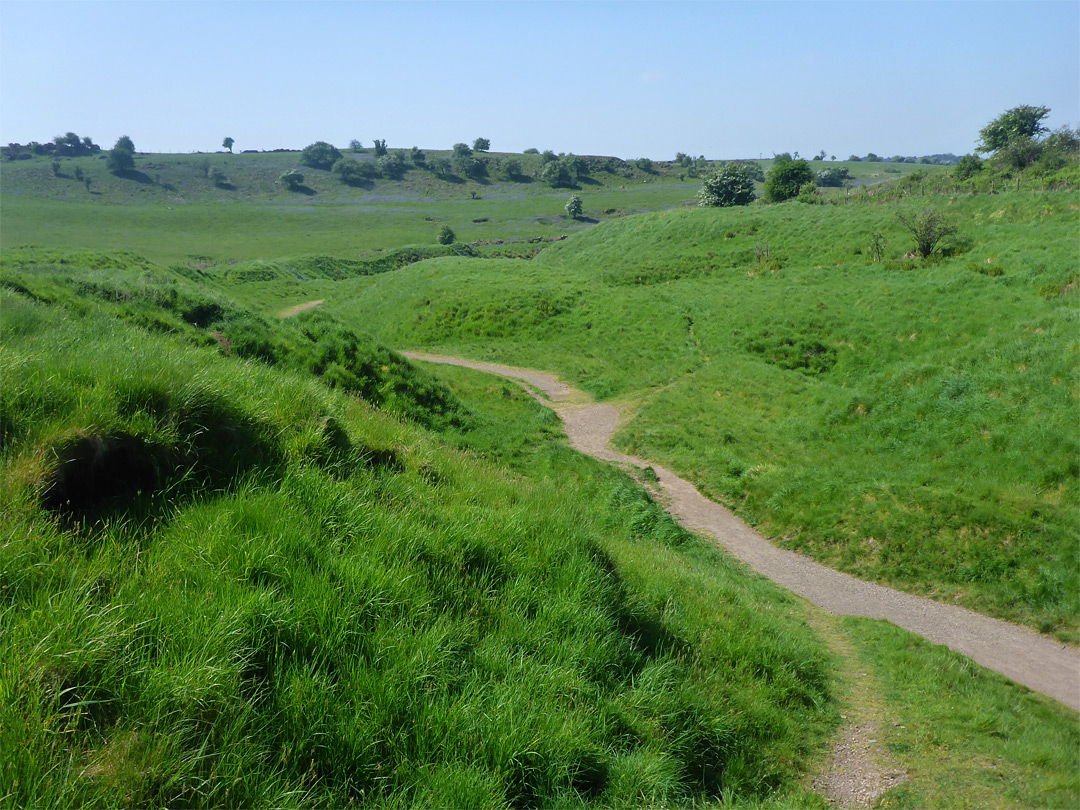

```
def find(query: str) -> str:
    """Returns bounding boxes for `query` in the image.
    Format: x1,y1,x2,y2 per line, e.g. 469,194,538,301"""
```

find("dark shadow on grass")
287,185,317,196
573,216,600,224
215,182,238,191
578,176,601,186
112,169,154,184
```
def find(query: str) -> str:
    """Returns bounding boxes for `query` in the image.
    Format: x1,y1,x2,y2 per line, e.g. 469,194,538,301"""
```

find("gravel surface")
404,352,1080,713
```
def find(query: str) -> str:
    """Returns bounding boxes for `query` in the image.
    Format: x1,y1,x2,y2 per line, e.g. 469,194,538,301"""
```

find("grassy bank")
0,270,838,806
326,191,1079,640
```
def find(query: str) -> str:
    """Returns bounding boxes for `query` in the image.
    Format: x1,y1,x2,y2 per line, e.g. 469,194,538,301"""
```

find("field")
1,145,1077,807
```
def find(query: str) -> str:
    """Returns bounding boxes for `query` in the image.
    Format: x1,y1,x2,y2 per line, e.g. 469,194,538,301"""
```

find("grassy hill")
318,190,1080,642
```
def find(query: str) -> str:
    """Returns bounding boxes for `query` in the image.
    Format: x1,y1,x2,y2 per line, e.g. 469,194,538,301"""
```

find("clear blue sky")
1,0,1077,159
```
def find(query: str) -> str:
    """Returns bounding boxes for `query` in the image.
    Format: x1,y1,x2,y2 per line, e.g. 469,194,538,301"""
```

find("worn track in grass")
402,352,1080,713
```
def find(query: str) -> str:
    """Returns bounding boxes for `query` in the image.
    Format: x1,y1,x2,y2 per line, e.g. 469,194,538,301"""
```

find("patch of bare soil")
809,617,909,808
278,299,324,318
402,352,1080,714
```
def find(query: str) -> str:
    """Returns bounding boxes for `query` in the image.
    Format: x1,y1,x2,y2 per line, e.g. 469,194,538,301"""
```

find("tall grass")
1,285,836,806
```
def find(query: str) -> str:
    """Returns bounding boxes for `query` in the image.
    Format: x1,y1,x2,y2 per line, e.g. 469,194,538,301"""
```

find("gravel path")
403,352,1080,712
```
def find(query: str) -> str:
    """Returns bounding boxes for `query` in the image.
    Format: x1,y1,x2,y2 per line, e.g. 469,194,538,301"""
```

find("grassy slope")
0,270,843,807
324,192,1080,641
0,150,934,265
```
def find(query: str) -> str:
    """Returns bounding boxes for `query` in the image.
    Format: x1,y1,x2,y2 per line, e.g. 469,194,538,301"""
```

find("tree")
378,152,409,179
106,135,135,174
456,154,487,180
953,153,983,181
333,159,377,185
698,163,756,207
350,139,364,153
452,142,472,159
865,153,881,162
300,141,343,170
763,159,813,202
565,194,583,218
472,137,490,152
429,156,453,178
815,166,850,187
634,157,654,173
502,157,523,180
540,160,572,188
773,152,792,164
222,136,234,153
977,105,1050,154
436,224,455,245
896,207,957,258
279,169,305,190
373,139,387,157
410,146,426,167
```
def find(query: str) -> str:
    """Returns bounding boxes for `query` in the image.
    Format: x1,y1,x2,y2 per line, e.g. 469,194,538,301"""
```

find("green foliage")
764,159,814,202
437,224,456,245
455,154,487,181
299,141,343,170
814,166,850,187
51,131,99,156
472,137,490,152
453,142,472,159
106,146,134,174
501,157,523,180
377,152,410,180
372,138,387,157
410,146,426,166
331,158,376,186
895,206,957,257
977,104,1051,153
954,153,984,181
773,152,793,164
540,160,572,188
634,157,654,173
349,138,363,153
565,194,583,218
698,163,756,207
278,169,304,190
796,181,821,204
222,136,234,153
114,135,135,154
428,156,453,179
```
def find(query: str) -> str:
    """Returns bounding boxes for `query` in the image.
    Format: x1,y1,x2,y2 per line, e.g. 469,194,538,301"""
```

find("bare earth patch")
278,299,324,318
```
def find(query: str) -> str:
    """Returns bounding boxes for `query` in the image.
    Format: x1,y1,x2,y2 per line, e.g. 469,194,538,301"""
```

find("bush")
473,137,490,152
208,167,228,187
429,157,453,179
796,182,821,204
896,207,957,258
377,152,409,179
106,147,134,174
372,139,387,157
279,169,304,190
634,157,655,173
698,163,756,207
565,194,583,218
764,159,813,202
437,224,456,245
453,142,472,159
815,166,850,187
954,153,983,181
540,160,573,188
332,159,376,185
502,157,524,180
300,141,343,170
410,146,426,167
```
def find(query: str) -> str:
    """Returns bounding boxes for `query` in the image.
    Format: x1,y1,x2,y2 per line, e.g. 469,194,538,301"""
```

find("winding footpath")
403,352,1080,713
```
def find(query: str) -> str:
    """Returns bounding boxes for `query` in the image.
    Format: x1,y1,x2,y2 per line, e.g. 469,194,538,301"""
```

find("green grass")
325,191,1080,641
841,617,1079,808
0,280,840,807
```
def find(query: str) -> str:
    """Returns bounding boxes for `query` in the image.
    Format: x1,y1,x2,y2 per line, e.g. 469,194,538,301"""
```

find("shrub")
429,157,453,178
377,152,409,179
502,157,524,180
372,139,387,156
698,163,756,207
954,153,983,181
896,207,957,258
332,159,376,185
472,137,490,152
279,169,304,190
410,146,426,167
300,141,343,170
540,160,572,188
208,167,228,187
437,224,455,245
764,159,813,202
349,139,364,153
565,194,583,218
796,182,821,204
634,157,655,173
456,155,487,180
815,166,849,187
106,147,134,174
453,142,472,159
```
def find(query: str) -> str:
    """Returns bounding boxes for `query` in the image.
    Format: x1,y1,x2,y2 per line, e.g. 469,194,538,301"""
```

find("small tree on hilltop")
896,207,957,258
223,136,234,153
373,139,387,157
764,159,813,202
453,142,472,159
114,135,135,154
565,194,583,218
107,135,135,174
437,224,455,245
473,137,490,152
350,139,364,153
300,141,343,170
698,163,756,207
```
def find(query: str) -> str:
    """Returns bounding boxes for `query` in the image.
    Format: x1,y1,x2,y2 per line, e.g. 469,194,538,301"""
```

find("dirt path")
278,299,324,318
403,352,1080,713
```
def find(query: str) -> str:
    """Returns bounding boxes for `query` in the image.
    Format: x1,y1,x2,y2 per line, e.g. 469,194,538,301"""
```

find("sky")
1,0,1077,160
